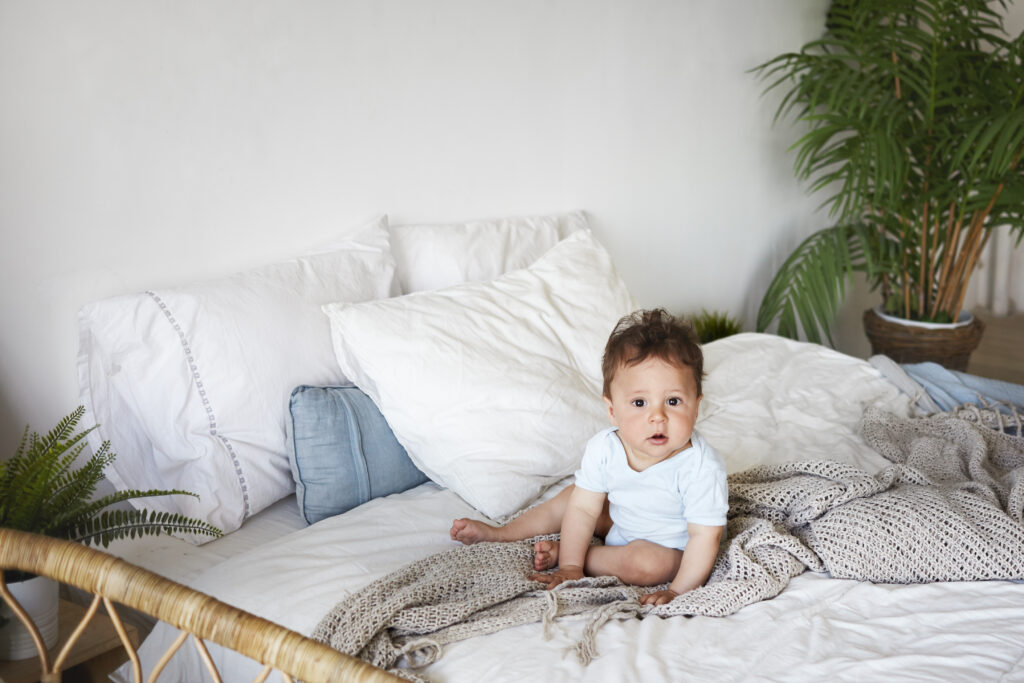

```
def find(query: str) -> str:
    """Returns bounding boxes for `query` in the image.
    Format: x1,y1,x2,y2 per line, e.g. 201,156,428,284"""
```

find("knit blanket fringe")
313,407,1024,680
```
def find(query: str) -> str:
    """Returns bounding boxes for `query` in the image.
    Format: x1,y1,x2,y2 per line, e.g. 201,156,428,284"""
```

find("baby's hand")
529,565,584,589
640,589,679,606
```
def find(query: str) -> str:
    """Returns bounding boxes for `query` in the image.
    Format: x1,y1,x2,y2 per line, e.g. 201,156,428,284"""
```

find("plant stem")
933,211,964,317
941,212,985,315
891,50,901,100
902,261,910,320
927,211,941,316
920,201,929,317
952,229,992,318
940,156,1016,316
900,207,911,319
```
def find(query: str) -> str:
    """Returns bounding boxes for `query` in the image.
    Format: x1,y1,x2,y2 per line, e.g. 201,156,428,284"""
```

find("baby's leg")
583,540,682,586
451,484,576,545
530,494,614,570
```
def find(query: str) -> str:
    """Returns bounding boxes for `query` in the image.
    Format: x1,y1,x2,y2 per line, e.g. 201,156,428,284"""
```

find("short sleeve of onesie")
678,445,728,527
573,427,616,494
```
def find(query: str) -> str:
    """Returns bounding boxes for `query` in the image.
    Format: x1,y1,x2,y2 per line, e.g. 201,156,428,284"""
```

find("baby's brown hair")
601,308,704,398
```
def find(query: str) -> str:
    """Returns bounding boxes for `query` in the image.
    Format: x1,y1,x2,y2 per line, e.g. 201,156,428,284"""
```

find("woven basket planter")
863,307,985,371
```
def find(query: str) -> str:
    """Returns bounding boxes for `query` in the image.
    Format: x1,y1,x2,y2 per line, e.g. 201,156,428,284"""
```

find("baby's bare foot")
450,518,502,545
533,540,560,571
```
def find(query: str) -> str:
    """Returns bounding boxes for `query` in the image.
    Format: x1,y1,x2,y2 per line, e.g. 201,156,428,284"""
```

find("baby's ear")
603,395,616,423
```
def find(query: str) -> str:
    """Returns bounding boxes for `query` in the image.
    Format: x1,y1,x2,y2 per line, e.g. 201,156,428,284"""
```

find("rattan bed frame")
0,528,398,683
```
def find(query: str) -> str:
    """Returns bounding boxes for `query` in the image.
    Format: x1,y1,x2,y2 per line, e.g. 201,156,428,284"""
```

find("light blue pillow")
286,385,429,524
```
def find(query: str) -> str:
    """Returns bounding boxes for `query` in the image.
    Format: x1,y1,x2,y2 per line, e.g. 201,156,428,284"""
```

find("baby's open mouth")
649,434,667,443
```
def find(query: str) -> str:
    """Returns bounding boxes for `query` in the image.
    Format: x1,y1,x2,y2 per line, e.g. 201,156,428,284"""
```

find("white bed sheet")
115,335,1024,682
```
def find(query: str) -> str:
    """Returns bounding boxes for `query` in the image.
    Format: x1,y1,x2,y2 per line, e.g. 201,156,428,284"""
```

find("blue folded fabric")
286,385,428,525
901,362,1024,412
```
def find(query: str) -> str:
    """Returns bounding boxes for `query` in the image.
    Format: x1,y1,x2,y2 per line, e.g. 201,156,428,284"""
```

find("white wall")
0,0,928,449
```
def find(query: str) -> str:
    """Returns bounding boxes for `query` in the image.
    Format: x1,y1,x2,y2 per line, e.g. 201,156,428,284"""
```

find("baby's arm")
529,486,605,588
641,522,722,606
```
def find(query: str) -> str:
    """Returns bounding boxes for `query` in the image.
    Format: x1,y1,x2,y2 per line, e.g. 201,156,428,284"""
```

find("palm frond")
757,225,883,345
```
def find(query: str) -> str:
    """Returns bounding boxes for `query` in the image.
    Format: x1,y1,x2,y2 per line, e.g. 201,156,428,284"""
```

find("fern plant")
1,406,221,577
755,0,1024,344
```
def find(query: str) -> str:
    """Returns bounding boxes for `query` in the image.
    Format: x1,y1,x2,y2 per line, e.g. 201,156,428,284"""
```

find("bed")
57,212,1024,681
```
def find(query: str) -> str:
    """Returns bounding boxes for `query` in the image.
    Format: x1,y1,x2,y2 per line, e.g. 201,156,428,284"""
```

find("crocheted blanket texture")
313,408,1024,679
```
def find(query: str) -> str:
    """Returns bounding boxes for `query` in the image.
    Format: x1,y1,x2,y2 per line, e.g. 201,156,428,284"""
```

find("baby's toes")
533,541,554,570
450,519,473,542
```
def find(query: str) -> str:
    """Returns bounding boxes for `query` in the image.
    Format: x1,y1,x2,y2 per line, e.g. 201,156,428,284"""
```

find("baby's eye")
667,397,681,406
632,399,646,408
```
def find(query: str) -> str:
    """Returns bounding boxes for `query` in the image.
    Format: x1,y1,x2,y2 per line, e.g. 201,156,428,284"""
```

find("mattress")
113,336,1024,681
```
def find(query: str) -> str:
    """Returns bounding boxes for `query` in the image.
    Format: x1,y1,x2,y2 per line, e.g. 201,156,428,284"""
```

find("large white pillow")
388,212,587,294
696,333,913,475
77,216,397,538
323,229,636,520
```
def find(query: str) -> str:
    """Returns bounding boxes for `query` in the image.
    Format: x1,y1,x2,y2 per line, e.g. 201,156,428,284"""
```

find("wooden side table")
0,599,139,683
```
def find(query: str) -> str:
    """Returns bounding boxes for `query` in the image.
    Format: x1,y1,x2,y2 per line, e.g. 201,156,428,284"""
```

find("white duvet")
115,335,1024,682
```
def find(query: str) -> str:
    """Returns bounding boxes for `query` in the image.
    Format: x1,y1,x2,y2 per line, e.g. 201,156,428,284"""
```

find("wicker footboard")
0,528,399,683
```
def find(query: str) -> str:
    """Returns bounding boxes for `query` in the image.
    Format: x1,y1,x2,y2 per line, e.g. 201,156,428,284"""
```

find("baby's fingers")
640,589,678,606
528,572,562,589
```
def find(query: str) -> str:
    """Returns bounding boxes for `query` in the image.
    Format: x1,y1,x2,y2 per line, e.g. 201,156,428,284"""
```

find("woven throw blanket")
314,408,1024,679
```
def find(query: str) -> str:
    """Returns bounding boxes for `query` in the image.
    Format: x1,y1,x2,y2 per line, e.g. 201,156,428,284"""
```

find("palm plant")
755,0,1024,345
1,406,221,575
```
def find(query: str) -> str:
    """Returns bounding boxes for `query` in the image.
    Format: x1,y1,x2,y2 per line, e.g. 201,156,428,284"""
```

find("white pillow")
388,211,588,294
323,229,636,520
77,216,397,538
696,333,913,475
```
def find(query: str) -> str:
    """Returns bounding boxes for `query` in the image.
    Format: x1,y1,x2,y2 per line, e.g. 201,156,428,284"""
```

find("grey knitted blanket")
314,408,1024,679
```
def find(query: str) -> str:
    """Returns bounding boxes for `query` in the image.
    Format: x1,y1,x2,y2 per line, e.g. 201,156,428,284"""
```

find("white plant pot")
873,305,974,329
0,574,59,660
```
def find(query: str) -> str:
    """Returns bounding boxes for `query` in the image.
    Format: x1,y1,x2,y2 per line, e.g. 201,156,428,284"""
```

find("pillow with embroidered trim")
77,216,396,538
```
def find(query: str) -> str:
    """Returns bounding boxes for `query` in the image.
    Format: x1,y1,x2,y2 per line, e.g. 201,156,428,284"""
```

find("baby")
450,308,728,606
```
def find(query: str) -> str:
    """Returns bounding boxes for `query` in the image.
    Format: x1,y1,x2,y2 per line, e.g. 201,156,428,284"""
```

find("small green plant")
1,407,221,570
691,309,743,344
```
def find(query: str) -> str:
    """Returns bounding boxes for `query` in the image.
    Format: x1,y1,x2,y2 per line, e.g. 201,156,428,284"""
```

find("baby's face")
603,356,701,470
